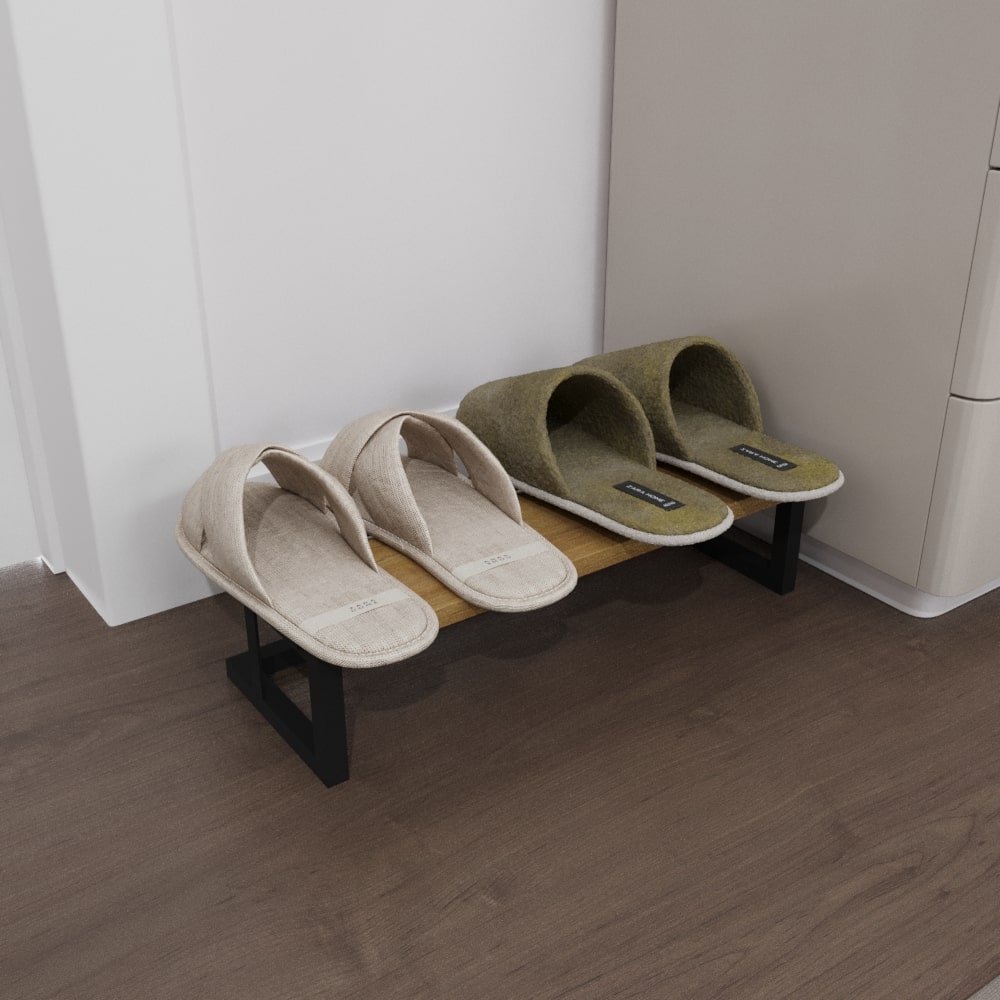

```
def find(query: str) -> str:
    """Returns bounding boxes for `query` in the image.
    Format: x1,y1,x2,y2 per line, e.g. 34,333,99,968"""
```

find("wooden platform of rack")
368,470,779,628
227,471,803,786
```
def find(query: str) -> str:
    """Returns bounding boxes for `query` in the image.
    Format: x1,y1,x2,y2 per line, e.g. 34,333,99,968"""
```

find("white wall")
0,327,38,567
1,0,218,621
0,0,74,578
169,0,614,450
0,125,39,569
0,1,616,624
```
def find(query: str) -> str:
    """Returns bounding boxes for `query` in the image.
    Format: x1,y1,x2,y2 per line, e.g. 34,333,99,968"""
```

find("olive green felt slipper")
578,337,844,502
456,366,734,545
320,410,577,612
176,444,438,668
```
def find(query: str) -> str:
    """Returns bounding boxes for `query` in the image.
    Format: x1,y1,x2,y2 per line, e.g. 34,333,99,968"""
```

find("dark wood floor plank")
2,554,1000,999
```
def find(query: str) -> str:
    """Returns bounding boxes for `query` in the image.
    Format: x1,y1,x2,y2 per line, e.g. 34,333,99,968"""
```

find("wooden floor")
2,549,999,1000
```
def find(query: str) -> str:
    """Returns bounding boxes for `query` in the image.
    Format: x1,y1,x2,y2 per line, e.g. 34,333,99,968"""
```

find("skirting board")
966,975,1000,1000
738,511,1000,619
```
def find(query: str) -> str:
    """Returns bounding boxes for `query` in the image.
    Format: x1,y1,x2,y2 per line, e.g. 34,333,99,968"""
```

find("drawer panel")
952,170,1000,399
918,395,1000,596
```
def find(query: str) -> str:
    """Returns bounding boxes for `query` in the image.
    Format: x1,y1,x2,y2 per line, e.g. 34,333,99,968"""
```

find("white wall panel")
169,0,614,450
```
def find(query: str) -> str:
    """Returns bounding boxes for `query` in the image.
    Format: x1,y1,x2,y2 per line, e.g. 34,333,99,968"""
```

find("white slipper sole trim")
657,456,846,503
510,479,734,547
176,521,438,668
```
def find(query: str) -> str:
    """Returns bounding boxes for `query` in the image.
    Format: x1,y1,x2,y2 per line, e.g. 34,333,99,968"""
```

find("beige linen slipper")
176,444,438,668
456,366,734,545
320,410,577,612
579,337,844,502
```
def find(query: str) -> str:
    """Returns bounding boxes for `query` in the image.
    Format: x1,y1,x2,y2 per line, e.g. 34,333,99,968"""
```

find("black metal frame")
697,501,805,595
223,500,805,786
225,608,349,786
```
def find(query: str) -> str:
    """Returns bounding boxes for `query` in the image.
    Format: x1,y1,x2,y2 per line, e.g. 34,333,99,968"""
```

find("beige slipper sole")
320,410,578,612
176,444,438,668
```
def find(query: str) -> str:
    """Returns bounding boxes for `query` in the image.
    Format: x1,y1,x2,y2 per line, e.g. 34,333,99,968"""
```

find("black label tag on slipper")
731,444,797,471
614,481,685,510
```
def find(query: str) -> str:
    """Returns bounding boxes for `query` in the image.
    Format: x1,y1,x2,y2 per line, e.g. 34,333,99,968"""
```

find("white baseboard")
966,974,1000,1000
738,511,1000,618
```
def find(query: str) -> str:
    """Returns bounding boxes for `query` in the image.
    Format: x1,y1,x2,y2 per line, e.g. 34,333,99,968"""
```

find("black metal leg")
697,501,805,595
767,501,805,594
307,653,350,786
220,503,806,785
225,611,350,787
243,607,264,702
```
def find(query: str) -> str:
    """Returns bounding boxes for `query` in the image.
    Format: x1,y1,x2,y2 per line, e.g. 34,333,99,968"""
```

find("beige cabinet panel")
918,397,1000,596
605,1,1000,587
952,170,1000,400
993,109,1000,168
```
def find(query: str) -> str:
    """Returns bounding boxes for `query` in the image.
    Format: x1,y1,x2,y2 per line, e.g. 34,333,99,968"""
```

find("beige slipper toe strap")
322,409,523,558
179,444,378,607
260,448,378,573
180,443,274,603
399,412,521,522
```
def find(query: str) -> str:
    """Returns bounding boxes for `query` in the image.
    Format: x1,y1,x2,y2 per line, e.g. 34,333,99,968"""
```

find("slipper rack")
225,475,804,787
